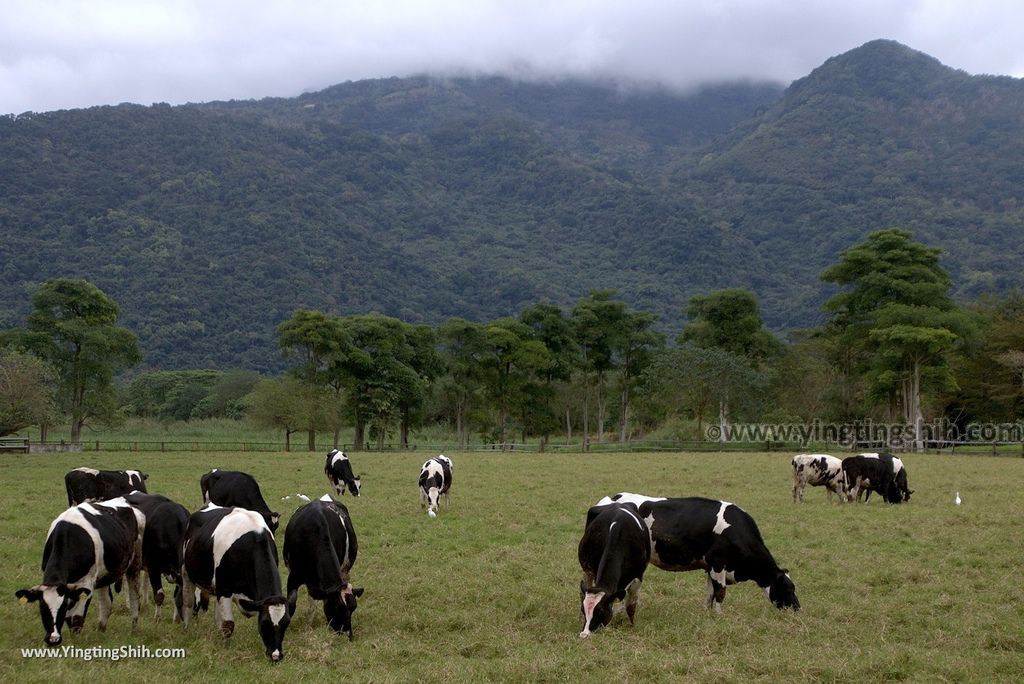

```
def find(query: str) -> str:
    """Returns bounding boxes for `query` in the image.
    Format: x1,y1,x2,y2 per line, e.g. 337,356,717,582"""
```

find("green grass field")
2,450,1022,683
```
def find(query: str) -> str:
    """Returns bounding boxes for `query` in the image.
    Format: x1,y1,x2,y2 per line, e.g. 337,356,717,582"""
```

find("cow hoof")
221,620,234,639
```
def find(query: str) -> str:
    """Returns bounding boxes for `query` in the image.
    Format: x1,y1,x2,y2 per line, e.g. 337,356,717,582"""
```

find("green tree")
571,291,624,449
437,318,488,449
245,376,339,452
479,318,550,449
520,303,580,447
822,229,975,449
678,288,780,439
615,309,664,442
0,349,54,437
12,279,140,443
278,309,351,451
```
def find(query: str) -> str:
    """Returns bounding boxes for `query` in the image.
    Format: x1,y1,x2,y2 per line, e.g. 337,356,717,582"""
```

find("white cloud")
1,0,1023,114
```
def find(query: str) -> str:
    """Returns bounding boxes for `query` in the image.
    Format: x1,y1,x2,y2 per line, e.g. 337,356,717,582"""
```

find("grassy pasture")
1,450,1022,683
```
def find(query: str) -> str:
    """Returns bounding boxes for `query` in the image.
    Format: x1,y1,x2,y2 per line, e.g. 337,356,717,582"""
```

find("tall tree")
678,288,780,439
437,318,488,449
479,318,550,449
278,309,350,451
822,228,975,449
11,279,140,443
571,291,625,449
0,349,54,437
615,309,664,442
521,303,580,448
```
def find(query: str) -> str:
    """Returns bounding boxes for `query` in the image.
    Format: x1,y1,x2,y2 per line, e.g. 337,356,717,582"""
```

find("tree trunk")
285,429,291,452
912,359,924,452
596,371,605,443
333,428,340,449
582,375,591,452
354,416,365,451
718,396,730,443
400,406,410,449
564,408,572,442
619,382,630,443
307,428,316,452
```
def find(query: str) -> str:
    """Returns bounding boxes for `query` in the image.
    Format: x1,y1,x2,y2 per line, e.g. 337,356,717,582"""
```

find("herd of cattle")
16,449,910,657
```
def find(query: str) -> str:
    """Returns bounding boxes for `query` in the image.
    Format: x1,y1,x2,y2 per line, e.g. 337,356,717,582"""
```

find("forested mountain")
2,40,1023,371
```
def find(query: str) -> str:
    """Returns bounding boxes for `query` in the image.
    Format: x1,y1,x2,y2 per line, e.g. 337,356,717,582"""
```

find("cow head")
16,584,92,646
267,512,281,532
767,570,800,611
579,582,614,637
239,596,291,662
347,476,362,497
324,584,364,639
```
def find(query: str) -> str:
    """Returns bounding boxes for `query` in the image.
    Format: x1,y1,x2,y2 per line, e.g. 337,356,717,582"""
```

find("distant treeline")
3,229,1022,450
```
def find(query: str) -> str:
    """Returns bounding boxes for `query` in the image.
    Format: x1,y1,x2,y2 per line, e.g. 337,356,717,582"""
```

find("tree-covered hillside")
3,40,1024,371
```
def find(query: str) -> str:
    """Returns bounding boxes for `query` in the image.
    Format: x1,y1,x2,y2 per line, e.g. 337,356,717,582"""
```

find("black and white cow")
418,455,453,517
578,502,651,638
16,498,143,646
592,493,799,612
200,469,280,532
283,495,364,639
324,449,362,497
65,467,149,506
180,504,290,662
123,491,189,621
791,454,846,503
842,453,912,504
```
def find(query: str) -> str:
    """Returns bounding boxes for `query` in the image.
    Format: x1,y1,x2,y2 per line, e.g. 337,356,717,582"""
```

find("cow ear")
238,598,260,613
779,568,789,575
64,586,92,602
352,587,364,598
16,588,42,604
142,473,149,480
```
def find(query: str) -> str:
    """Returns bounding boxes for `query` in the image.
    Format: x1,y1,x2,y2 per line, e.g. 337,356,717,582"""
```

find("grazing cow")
592,493,799,612
16,498,143,646
324,449,362,497
65,467,149,506
791,454,846,503
418,455,453,517
283,495,364,639
842,453,912,504
200,469,280,532
578,503,651,638
123,492,189,620
180,504,290,662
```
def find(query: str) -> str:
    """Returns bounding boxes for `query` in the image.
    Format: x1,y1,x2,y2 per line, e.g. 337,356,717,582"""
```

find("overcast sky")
3,0,1024,115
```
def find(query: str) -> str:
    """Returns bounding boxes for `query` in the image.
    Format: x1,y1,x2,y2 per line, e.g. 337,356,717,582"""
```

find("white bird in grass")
955,492,961,506
297,493,311,502
281,495,292,501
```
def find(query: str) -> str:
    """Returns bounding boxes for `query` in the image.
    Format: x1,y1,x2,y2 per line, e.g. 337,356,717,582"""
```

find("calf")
842,453,912,504
592,493,799,612
578,503,651,638
124,492,189,620
283,495,364,638
180,504,290,662
200,469,280,532
418,455,453,517
791,454,846,502
325,449,362,497
65,467,148,506
16,498,143,646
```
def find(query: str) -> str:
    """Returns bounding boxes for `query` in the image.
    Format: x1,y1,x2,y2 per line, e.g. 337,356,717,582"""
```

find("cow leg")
149,569,164,620
792,475,801,503
624,578,642,625
172,582,183,623
286,575,299,617
125,569,142,628
180,574,195,628
706,569,728,613
95,584,114,631
216,596,235,643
